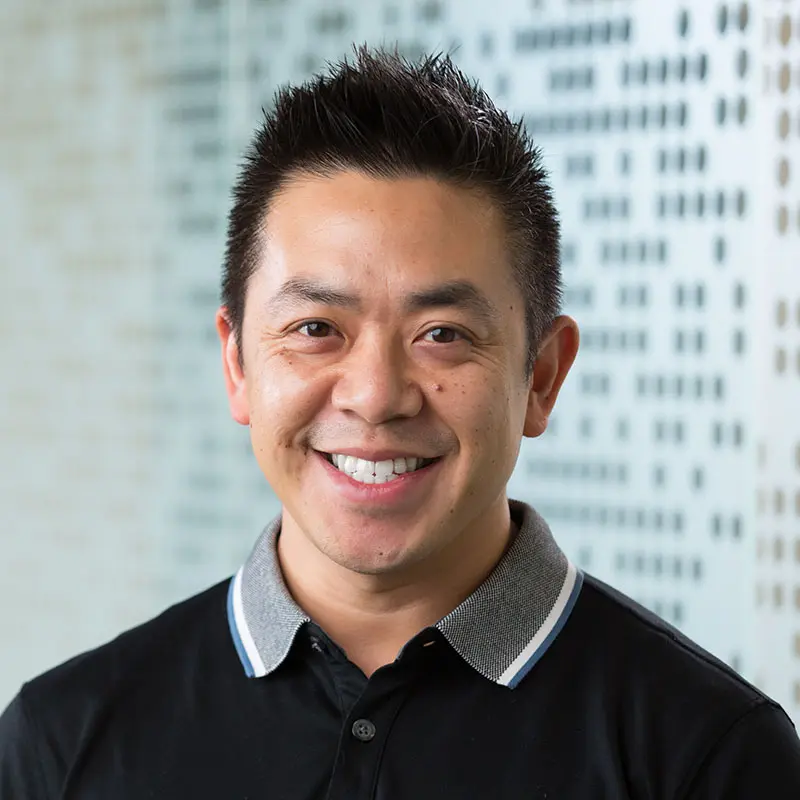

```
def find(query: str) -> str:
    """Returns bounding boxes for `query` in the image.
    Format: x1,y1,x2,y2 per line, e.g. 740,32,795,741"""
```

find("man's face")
218,171,570,579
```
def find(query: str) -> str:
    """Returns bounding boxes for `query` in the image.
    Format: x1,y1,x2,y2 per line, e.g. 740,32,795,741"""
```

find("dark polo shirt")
2,499,799,798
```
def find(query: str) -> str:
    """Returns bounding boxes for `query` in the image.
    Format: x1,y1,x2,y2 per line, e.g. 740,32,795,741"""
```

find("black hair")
222,46,562,378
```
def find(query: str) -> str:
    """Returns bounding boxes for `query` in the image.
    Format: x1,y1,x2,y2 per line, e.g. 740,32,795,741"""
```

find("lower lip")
315,451,443,505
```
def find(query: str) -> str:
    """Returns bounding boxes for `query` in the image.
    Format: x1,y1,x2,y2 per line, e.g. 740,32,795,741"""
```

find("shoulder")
573,573,768,707
0,578,235,791
20,578,233,712
546,573,800,793
570,575,771,717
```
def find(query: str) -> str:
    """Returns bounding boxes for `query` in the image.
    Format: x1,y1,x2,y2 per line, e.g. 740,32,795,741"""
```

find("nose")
330,334,424,424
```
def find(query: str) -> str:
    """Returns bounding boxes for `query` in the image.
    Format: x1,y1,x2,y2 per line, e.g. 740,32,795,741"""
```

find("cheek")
444,377,513,452
474,385,523,469
247,361,324,444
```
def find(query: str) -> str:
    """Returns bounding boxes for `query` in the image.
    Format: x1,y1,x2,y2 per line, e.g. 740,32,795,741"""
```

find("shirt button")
351,719,376,742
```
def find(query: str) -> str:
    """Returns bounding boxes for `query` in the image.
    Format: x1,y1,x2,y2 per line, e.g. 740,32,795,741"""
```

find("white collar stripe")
501,563,584,688
226,575,253,676
230,566,267,678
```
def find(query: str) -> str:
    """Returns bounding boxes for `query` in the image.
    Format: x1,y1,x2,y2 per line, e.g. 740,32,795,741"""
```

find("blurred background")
1,0,799,722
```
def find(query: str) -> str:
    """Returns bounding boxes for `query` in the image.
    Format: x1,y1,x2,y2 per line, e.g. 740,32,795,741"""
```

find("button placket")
325,666,415,800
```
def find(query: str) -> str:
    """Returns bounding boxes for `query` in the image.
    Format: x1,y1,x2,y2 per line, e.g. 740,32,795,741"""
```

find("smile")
318,452,441,485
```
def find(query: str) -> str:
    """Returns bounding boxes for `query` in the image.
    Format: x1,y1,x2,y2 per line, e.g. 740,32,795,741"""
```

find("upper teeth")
330,454,425,478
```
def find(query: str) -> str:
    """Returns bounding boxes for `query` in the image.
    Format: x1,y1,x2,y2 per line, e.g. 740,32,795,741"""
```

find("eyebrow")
266,277,502,330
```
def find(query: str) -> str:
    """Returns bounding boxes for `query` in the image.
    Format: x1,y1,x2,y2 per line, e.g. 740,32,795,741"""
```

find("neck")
276,501,515,677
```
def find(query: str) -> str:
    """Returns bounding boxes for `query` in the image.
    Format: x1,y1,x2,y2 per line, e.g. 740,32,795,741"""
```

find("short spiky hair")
222,46,562,378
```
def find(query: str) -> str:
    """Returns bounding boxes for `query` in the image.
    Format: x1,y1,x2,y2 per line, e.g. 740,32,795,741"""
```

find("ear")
523,315,580,439
216,307,250,426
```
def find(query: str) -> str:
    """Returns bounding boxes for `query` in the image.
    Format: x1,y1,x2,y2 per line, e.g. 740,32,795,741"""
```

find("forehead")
259,170,512,287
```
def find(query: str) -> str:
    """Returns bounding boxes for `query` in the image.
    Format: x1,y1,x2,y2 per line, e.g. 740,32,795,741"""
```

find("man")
2,47,799,798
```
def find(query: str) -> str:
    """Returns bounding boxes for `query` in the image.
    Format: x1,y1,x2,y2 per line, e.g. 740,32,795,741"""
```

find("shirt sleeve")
682,701,800,799
0,690,59,799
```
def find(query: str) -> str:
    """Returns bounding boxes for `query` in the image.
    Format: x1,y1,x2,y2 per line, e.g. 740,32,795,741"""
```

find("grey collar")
227,498,583,689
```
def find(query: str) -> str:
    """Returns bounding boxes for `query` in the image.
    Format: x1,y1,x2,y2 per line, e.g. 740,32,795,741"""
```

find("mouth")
316,451,442,485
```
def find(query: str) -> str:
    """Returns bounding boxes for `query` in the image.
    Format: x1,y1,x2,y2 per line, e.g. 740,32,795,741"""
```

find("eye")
422,326,469,345
295,320,335,338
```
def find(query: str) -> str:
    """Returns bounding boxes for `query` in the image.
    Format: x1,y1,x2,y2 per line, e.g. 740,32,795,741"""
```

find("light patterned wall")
505,0,764,678
1,0,799,722
754,3,800,711
0,0,170,701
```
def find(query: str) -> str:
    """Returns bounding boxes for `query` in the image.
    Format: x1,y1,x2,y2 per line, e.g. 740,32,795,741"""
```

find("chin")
324,535,424,577
332,547,412,576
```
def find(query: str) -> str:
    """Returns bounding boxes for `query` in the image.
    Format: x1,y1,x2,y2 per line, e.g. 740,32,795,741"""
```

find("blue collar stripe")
229,565,268,677
503,565,584,689
227,574,254,677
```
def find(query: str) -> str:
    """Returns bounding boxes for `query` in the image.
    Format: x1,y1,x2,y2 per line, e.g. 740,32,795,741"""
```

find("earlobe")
216,307,251,426
522,392,548,438
521,315,580,439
